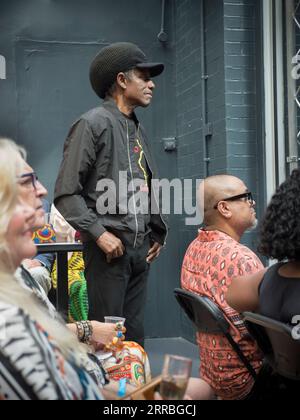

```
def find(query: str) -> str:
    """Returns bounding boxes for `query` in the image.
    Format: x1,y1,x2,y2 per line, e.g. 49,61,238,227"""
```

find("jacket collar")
103,98,139,125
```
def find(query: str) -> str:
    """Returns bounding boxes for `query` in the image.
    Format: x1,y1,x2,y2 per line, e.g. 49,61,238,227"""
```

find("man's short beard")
247,218,258,232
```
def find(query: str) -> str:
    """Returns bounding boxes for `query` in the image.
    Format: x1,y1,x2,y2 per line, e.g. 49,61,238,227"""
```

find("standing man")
54,42,168,345
181,175,264,400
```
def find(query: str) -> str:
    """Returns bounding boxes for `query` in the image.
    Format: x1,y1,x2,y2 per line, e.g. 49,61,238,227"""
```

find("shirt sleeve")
54,118,107,241
236,248,264,277
33,254,54,271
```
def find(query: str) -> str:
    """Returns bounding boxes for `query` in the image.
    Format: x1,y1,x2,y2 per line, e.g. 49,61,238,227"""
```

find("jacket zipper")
136,127,169,247
126,120,139,248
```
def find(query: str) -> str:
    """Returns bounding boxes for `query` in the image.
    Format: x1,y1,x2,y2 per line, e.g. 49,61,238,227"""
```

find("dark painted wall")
174,0,208,343
0,0,182,339
0,0,264,342
0,0,175,201
224,0,262,251
174,0,263,341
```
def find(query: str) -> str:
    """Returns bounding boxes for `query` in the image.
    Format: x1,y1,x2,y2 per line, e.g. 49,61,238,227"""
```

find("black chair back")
243,312,300,381
174,288,257,379
174,288,230,334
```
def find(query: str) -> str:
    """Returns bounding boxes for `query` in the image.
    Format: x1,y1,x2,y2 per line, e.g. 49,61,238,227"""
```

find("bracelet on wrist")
75,322,85,342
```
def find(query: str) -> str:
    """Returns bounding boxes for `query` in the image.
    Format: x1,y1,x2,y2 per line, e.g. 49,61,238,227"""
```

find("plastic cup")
104,316,126,326
103,316,126,352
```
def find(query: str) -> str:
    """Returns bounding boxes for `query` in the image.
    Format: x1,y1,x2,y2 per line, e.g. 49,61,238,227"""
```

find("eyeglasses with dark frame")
213,192,254,209
18,172,39,190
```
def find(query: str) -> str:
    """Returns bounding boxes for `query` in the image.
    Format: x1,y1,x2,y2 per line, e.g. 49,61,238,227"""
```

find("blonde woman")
0,139,104,400
3,139,151,392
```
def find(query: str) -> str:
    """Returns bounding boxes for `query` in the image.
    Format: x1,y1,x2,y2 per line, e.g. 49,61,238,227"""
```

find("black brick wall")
174,0,262,341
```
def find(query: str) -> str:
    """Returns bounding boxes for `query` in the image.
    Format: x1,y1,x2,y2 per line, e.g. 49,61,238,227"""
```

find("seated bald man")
181,175,264,400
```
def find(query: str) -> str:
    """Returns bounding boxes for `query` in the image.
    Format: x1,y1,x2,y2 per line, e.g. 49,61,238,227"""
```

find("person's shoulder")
183,236,203,261
80,106,111,126
84,106,122,136
237,242,259,258
82,105,110,119
0,299,30,327
68,107,112,140
234,242,264,269
0,299,18,315
0,298,54,349
263,262,282,279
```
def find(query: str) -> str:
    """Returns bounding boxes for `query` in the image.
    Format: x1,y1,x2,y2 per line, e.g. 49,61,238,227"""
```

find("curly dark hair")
258,169,300,261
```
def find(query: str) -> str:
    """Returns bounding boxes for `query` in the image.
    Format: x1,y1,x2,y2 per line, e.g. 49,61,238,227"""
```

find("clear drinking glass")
160,354,192,400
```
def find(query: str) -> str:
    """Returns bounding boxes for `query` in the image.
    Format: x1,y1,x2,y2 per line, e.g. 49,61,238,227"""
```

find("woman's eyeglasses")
214,192,254,209
18,172,39,190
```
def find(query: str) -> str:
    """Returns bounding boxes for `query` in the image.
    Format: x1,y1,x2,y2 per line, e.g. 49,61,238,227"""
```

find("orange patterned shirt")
181,229,264,400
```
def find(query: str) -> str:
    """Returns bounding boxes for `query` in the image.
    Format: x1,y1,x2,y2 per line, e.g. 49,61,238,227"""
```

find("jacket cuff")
87,220,107,241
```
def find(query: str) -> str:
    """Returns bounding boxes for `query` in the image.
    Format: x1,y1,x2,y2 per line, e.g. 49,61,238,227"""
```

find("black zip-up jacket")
54,99,168,248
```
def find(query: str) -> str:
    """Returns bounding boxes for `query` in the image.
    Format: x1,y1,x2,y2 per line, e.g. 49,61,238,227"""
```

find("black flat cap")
89,42,164,99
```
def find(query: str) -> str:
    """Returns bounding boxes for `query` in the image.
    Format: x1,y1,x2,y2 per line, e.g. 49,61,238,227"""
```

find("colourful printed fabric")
0,301,104,400
32,224,56,244
52,252,152,387
51,251,88,322
102,341,151,387
16,268,106,390
181,229,264,400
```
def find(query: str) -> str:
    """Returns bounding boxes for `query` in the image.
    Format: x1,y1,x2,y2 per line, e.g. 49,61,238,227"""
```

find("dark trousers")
83,237,150,346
